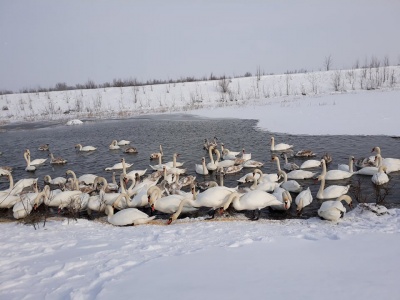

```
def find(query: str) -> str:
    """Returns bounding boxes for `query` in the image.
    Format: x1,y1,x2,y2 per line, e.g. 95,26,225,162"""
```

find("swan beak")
151,204,155,212
349,202,353,209
296,209,302,216
218,207,224,215
284,201,289,210
167,218,173,225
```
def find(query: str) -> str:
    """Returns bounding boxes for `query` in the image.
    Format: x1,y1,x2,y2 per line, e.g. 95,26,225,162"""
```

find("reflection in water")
0,114,399,220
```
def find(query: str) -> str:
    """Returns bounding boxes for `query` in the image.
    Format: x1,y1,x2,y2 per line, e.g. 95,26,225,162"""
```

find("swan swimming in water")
24,149,47,166
316,174,350,200
270,137,293,152
74,144,97,152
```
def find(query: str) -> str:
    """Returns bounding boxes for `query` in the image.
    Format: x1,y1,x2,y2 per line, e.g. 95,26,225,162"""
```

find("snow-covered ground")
1,67,400,299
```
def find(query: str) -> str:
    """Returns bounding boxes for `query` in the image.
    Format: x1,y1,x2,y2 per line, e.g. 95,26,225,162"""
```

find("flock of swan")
0,135,399,227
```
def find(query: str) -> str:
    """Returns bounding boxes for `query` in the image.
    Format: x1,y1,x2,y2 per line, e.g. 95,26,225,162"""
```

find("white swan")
13,186,50,219
300,159,321,169
241,149,252,161
44,175,67,186
372,146,400,173
283,153,299,171
0,171,20,208
220,191,287,220
109,140,120,150
105,158,133,171
121,158,147,181
23,151,36,172
338,156,355,172
105,201,155,226
74,144,97,152
45,189,83,208
24,149,47,166
243,174,280,193
286,169,317,180
316,174,350,200
148,186,197,214
278,170,303,193
371,166,389,185
66,170,97,186
7,175,38,196
318,195,353,221
270,136,293,151
242,159,264,168
271,188,292,211
164,153,185,168
214,149,235,168
320,159,353,180
221,145,240,160
206,146,218,171
295,187,313,215
49,153,68,164
117,140,130,146
238,168,278,183
195,157,209,175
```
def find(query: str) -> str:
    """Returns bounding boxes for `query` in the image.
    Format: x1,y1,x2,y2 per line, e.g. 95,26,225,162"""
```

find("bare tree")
218,76,230,93
324,55,333,71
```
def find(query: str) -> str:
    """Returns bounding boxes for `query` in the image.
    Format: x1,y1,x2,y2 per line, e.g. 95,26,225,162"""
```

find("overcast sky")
1,0,399,92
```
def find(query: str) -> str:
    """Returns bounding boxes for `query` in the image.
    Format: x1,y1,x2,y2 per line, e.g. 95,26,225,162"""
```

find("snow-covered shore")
1,66,400,135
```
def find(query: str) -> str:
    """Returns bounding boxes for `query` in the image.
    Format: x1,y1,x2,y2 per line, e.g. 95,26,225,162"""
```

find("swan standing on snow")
270,137,293,152
13,185,50,219
316,174,350,200
371,166,389,185
75,144,97,152
220,191,288,221
295,187,313,215
318,195,353,221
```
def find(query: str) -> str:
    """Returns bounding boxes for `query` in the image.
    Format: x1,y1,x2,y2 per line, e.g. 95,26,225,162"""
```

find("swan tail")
133,216,156,225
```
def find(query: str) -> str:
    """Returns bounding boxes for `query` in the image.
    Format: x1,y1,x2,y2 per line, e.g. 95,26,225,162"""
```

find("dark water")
0,114,399,220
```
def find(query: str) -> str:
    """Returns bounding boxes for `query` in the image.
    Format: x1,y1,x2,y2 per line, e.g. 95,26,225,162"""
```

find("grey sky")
1,0,399,91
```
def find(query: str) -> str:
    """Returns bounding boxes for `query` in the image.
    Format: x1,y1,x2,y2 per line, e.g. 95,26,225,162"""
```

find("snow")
66,119,83,126
1,67,400,299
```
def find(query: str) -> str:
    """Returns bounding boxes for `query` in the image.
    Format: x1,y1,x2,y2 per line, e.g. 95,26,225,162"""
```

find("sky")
1,0,399,92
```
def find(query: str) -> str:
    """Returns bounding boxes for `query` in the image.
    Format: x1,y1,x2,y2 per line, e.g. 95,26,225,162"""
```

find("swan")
316,174,350,200
38,144,50,151
278,170,303,193
49,153,67,164
74,144,97,152
338,156,355,172
44,189,83,208
0,167,13,175
241,149,252,161
295,187,313,215
105,204,155,226
286,169,317,180
354,155,381,176
282,153,299,171
25,149,47,166
93,175,119,193
300,159,321,169
124,147,138,153
321,153,333,165
0,172,19,208
44,175,67,186
320,159,353,180
23,151,36,172
222,165,243,174
86,189,123,213
148,186,197,214
150,145,163,160
221,146,240,160
318,195,353,221
195,157,209,175
206,146,218,171
271,188,292,210
371,166,389,185
203,137,218,150
270,136,293,152
238,168,278,183
105,158,132,171
372,147,400,173
0,170,13,192
219,191,287,221
242,159,264,168
121,158,147,181
214,149,235,168
124,174,158,197
66,170,97,186
164,153,185,168
109,140,120,150
117,139,130,146
243,174,280,192
149,154,165,171
179,175,196,187
295,149,316,157
13,186,50,219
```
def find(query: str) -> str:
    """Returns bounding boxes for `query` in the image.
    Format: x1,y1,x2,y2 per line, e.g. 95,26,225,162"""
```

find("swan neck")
223,192,240,210
208,147,214,163
122,159,127,175
317,176,325,198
